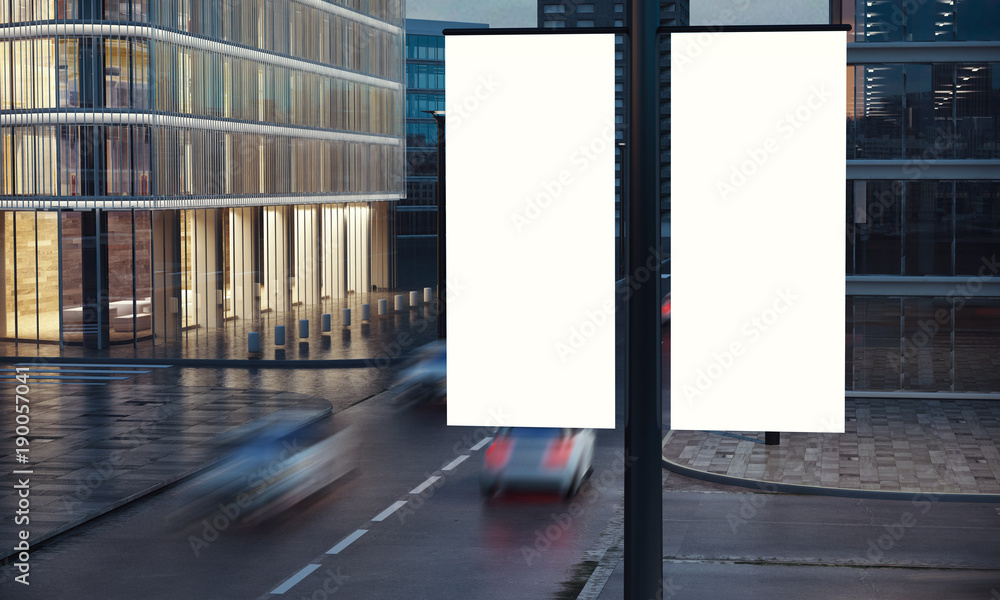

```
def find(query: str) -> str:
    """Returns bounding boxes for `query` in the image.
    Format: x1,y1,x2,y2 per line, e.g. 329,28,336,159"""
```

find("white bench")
113,313,152,332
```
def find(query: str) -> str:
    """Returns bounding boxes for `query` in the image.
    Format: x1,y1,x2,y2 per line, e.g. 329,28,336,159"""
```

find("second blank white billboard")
670,30,846,433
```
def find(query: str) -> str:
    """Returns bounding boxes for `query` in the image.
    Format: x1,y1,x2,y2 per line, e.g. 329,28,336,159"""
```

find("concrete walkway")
662,397,1000,499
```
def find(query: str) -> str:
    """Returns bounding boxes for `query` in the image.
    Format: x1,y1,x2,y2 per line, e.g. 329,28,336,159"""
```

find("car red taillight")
543,438,574,469
485,438,513,469
661,299,671,318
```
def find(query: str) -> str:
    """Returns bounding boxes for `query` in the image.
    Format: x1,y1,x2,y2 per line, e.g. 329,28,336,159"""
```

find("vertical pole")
434,113,446,339
627,2,663,600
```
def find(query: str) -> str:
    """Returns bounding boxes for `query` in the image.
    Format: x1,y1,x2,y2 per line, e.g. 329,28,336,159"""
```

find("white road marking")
409,476,441,495
270,564,321,595
442,455,469,471
470,436,493,451
371,500,408,522
326,529,367,555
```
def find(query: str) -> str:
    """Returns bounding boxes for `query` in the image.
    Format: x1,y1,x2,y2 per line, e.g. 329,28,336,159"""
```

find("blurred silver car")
392,341,447,406
480,427,595,499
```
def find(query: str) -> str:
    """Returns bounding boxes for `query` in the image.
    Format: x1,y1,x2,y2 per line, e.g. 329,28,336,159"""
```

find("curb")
0,403,332,563
661,431,1000,504
576,498,624,600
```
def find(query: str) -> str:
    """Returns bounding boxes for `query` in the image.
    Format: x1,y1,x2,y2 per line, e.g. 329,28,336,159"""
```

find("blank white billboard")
670,30,846,433
446,33,616,429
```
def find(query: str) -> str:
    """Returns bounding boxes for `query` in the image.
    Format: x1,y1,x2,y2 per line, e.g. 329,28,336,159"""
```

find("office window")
578,4,595,12
854,181,902,275
903,181,952,276
955,182,1000,275
615,4,624,12
543,20,565,28
614,19,624,27
955,0,998,41
577,20,595,27
543,5,566,13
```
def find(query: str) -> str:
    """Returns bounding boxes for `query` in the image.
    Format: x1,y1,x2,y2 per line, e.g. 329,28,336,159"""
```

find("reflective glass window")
955,299,1000,392
901,297,953,391
903,181,953,276
854,180,902,275
904,63,955,159
955,0,1000,41
955,181,1000,275
59,125,81,197
104,39,131,108
955,63,995,158
858,64,903,158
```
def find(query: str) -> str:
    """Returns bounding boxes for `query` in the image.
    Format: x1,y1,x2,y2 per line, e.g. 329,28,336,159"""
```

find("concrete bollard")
274,325,285,346
424,287,433,303
378,298,387,315
248,332,260,353
394,294,404,311
299,319,309,338
410,290,419,307
362,303,370,321
322,313,331,332
343,308,351,327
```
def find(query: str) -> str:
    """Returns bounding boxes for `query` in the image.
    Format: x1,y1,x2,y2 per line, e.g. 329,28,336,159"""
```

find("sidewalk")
662,397,1000,498
0,381,331,561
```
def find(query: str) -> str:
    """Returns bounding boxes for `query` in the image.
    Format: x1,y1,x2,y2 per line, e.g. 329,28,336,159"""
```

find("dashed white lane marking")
326,529,368,555
270,564,321,595
371,500,408,522
442,455,469,471
470,436,493,451
409,476,441,495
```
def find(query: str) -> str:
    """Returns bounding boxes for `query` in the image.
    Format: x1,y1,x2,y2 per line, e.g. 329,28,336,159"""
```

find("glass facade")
847,180,1000,276
842,3,1000,394
401,22,453,237
846,0,1000,43
1,0,405,346
848,62,1000,160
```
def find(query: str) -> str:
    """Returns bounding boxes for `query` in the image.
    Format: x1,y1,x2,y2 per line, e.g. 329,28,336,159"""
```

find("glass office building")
1,0,405,348
399,18,485,238
838,0,1000,393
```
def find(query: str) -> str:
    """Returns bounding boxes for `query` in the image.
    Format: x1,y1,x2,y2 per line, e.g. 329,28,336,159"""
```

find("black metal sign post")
626,1,663,599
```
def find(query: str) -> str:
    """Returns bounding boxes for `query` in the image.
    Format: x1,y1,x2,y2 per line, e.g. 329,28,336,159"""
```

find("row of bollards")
247,288,433,356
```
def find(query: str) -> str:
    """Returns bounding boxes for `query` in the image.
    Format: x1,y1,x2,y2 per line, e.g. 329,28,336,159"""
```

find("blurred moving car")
167,410,356,527
661,257,670,325
480,427,595,499
393,340,447,406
